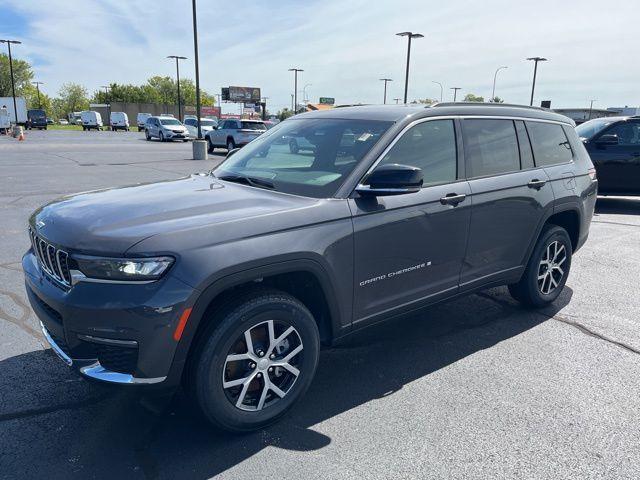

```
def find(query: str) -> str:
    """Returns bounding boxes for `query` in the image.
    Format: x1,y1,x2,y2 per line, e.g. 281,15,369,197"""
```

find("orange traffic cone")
18,131,25,141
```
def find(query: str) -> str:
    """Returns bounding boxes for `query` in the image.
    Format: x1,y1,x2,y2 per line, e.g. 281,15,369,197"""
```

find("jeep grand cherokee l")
24,103,597,432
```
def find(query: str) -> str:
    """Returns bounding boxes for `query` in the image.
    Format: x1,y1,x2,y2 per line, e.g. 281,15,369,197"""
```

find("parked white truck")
0,97,28,125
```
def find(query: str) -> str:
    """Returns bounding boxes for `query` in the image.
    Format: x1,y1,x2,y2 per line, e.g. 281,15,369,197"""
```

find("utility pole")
167,55,187,121
396,32,423,103
32,81,44,109
432,81,443,102
101,85,111,126
288,68,303,114
380,78,392,104
526,57,547,106
0,39,22,124
588,99,597,120
450,87,461,102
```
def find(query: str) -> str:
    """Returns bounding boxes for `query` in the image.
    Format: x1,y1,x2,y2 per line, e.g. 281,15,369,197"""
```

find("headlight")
73,255,174,282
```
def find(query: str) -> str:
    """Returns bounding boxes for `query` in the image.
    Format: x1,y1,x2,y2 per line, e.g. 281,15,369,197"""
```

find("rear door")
350,118,472,325
589,120,640,195
460,117,554,291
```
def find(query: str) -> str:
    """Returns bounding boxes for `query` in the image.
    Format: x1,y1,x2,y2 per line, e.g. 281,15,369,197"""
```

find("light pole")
588,99,597,120
396,32,423,104
526,57,547,106
450,87,461,102
380,78,392,104
167,55,187,121
302,83,312,104
32,81,44,109
101,85,111,127
0,39,22,124
432,81,443,102
491,66,507,102
288,68,303,114
393,98,401,104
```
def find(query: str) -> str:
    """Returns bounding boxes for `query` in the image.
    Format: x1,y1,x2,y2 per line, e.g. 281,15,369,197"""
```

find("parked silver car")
145,116,189,142
205,119,267,152
184,117,218,138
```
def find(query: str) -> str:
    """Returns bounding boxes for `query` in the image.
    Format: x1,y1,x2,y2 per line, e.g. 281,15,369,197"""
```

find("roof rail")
430,102,547,111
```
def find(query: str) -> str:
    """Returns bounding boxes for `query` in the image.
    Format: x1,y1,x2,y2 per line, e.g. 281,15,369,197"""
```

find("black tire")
509,224,572,308
289,138,299,154
207,137,214,153
188,288,320,432
145,129,151,141
159,131,165,142
226,137,236,151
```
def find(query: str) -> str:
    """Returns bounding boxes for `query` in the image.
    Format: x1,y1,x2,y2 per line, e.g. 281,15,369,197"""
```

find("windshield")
160,118,182,126
241,121,267,131
213,118,392,198
576,119,616,139
200,119,217,127
28,109,46,119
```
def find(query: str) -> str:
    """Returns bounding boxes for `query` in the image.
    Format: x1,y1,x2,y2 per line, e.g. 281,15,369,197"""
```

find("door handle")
440,193,467,206
527,179,547,189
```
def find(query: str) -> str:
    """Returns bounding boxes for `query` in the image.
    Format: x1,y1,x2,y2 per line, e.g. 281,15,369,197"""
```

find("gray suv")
205,118,267,152
24,103,597,432
145,116,189,142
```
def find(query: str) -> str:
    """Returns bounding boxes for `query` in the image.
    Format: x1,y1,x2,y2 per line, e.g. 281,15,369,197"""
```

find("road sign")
319,97,335,105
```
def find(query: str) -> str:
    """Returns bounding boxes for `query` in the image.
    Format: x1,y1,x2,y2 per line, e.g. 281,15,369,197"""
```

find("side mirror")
226,148,240,159
595,134,618,146
356,164,423,196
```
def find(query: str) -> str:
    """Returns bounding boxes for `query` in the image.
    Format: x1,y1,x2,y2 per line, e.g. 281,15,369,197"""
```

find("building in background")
607,106,640,116
553,108,619,125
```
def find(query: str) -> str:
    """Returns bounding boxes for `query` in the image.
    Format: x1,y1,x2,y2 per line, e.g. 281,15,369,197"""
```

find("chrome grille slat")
28,227,71,288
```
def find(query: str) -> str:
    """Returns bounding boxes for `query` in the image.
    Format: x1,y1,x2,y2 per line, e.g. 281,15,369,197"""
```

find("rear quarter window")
463,119,520,177
525,121,574,166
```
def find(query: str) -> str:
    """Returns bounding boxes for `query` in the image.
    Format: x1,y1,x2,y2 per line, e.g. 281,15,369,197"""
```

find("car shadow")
0,286,572,479
595,196,640,215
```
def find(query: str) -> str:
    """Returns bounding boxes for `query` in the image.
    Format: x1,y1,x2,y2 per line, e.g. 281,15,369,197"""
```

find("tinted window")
463,119,520,177
184,118,195,126
575,118,616,140
241,121,267,131
215,118,392,198
159,118,181,126
604,121,640,146
515,120,535,169
526,121,573,166
377,120,457,186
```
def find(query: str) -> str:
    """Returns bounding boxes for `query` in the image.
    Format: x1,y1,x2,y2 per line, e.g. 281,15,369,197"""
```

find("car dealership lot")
1,131,639,479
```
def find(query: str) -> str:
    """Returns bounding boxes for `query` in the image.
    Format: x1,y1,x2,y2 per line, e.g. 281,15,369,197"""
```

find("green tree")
489,96,505,103
277,108,294,121
23,83,52,111
0,53,34,97
57,82,89,117
412,98,437,105
463,93,484,102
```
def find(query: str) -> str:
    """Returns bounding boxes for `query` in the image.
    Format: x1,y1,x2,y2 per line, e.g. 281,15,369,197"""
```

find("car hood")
30,174,319,255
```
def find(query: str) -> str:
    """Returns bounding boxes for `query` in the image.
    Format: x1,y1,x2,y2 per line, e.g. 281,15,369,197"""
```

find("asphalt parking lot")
1,130,639,479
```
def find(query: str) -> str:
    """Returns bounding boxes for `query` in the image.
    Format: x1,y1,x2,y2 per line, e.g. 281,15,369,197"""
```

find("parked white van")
110,112,129,131
81,111,103,131
136,113,152,131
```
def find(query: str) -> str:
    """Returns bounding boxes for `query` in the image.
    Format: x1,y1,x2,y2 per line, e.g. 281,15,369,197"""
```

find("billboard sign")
201,106,221,118
228,86,261,103
319,97,335,105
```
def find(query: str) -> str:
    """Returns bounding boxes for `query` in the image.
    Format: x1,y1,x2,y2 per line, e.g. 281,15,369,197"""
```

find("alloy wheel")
538,240,566,295
222,319,303,412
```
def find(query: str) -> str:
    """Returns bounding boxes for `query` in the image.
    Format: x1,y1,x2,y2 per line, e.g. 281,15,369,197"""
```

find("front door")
350,118,471,325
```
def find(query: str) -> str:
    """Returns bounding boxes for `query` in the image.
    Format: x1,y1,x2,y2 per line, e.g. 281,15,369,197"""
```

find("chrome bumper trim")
40,321,72,366
80,363,167,384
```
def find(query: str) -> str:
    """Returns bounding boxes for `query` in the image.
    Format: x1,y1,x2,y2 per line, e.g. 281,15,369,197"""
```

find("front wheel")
226,138,236,151
207,137,214,153
159,131,165,142
509,225,572,308
188,289,320,432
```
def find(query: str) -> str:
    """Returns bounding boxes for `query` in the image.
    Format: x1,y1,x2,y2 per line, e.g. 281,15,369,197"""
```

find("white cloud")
2,0,639,111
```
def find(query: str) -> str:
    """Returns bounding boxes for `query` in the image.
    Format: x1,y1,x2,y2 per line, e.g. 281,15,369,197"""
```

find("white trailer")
0,97,27,124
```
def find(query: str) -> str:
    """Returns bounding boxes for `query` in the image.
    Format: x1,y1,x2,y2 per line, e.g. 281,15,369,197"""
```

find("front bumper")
23,250,196,386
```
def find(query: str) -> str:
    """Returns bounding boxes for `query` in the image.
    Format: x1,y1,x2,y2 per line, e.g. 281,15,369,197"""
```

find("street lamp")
393,98,401,104
101,85,111,126
396,32,423,104
526,57,547,106
450,87,461,102
588,99,597,120
167,55,187,121
0,39,22,125
379,78,392,104
302,83,312,104
288,68,304,114
432,81,443,102
32,81,44,109
491,66,507,102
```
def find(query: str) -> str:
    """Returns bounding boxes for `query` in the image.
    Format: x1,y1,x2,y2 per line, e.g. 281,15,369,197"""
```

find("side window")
515,120,535,169
376,120,457,186
218,121,228,129
525,121,574,166
184,118,195,126
603,122,640,146
463,119,520,177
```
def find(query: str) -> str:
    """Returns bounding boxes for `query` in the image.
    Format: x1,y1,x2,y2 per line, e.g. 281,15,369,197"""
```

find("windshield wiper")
215,174,275,190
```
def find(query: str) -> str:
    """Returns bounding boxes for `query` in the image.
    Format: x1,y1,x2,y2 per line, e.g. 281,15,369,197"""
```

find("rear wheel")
226,137,236,151
188,289,320,432
145,129,151,141
159,131,165,142
207,137,214,153
509,225,572,308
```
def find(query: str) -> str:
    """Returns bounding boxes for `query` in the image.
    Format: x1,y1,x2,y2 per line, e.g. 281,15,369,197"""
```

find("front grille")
29,227,72,287
95,344,138,374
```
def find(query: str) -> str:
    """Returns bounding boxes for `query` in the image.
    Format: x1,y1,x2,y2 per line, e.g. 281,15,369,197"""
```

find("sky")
1,0,638,113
